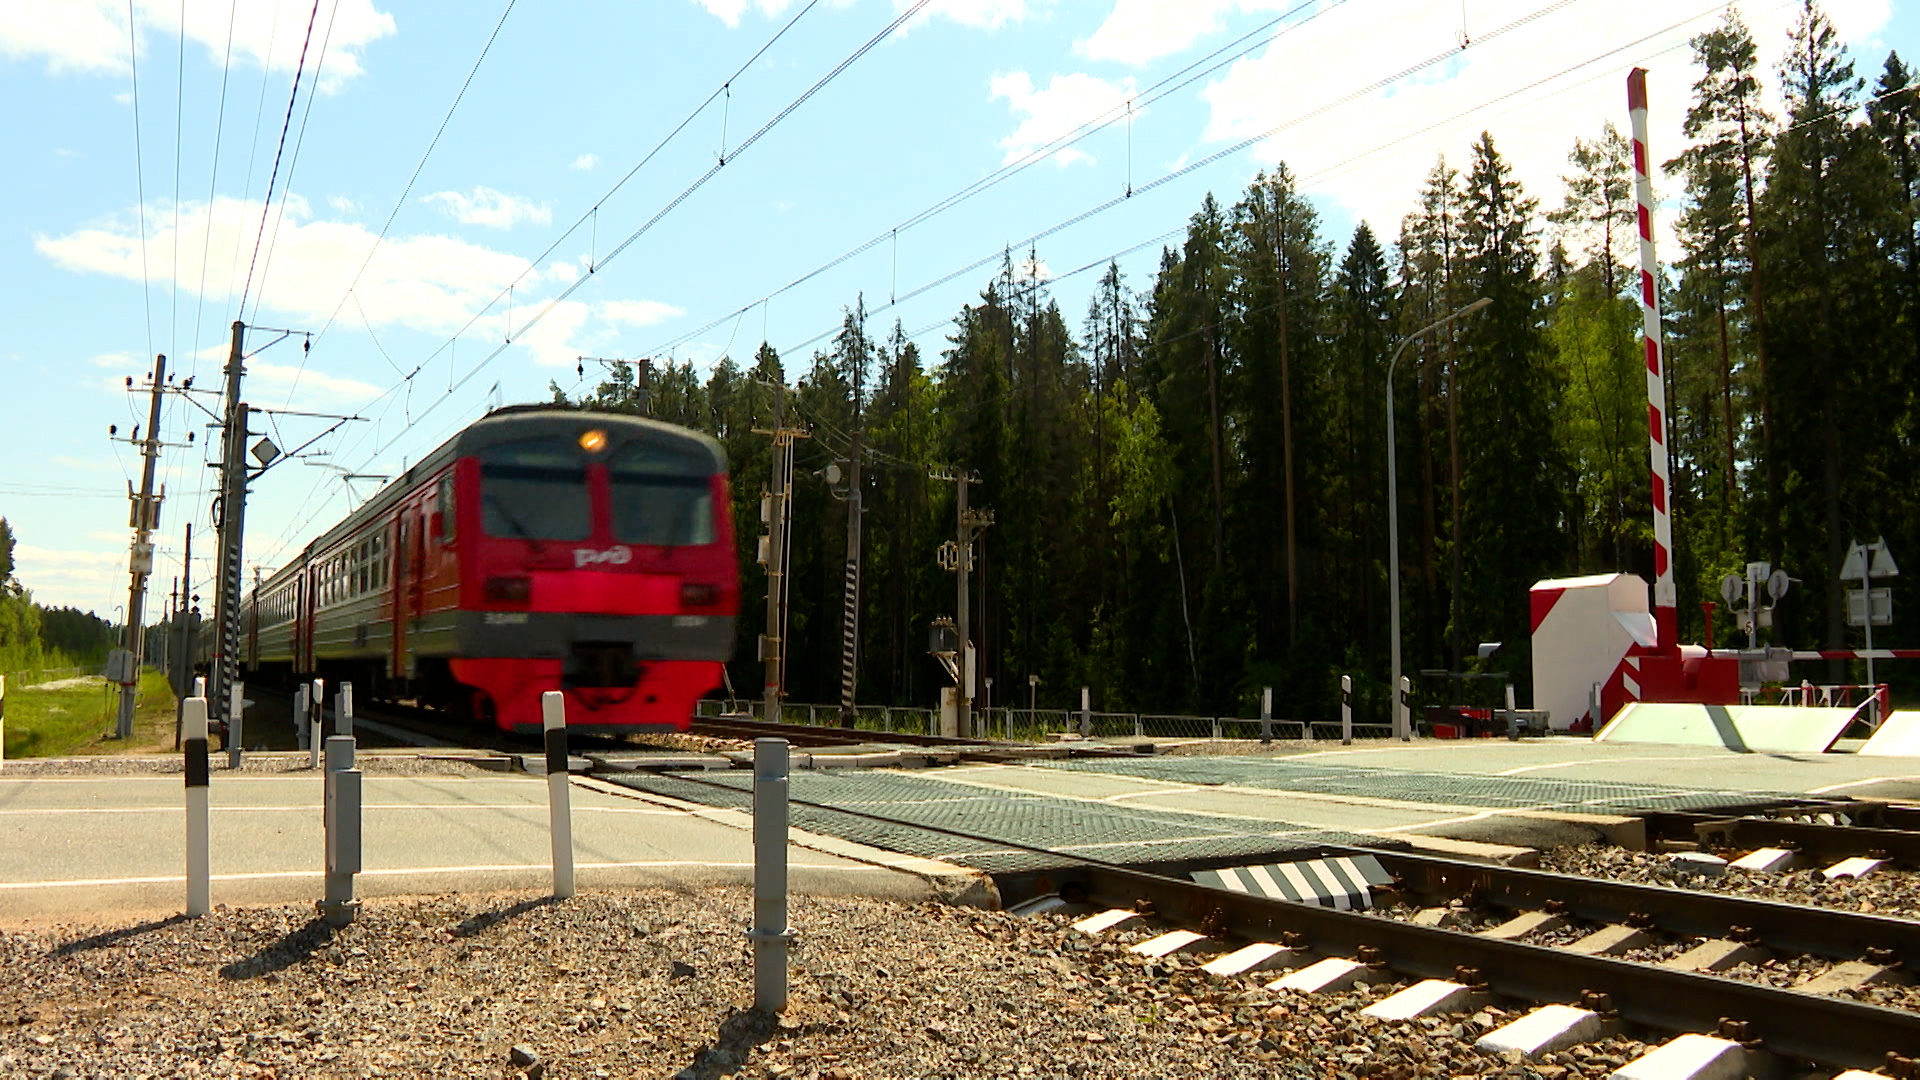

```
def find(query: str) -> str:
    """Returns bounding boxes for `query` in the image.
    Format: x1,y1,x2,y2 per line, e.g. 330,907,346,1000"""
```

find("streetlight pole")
1387,297,1491,740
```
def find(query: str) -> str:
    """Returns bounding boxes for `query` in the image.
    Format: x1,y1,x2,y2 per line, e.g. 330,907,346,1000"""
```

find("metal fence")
699,698,1400,745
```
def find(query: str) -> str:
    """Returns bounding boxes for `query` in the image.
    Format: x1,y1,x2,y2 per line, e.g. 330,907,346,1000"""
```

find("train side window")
436,475,456,544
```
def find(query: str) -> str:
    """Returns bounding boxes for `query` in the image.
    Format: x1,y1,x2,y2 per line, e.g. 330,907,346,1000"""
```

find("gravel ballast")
0,887,1674,1079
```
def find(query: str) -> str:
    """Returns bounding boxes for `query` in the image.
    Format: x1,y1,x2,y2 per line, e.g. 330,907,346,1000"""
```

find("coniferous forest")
558,5,1919,722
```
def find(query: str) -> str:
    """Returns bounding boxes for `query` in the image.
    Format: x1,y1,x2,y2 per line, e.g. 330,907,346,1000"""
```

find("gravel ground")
1538,844,1920,920
2,887,1681,1080
0,753,511,779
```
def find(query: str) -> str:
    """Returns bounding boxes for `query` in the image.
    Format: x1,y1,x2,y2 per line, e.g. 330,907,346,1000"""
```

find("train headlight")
578,428,608,453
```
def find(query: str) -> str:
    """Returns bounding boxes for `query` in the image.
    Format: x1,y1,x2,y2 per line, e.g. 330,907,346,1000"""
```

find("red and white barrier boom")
1629,67,1678,654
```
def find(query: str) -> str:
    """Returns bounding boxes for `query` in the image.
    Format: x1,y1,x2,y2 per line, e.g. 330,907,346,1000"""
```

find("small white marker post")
1080,686,1091,738
1398,675,1413,742
228,680,245,768
1261,685,1272,745
183,695,211,918
308,679,324,769
338,681,354,736
293,683,309,753
1341,675,1354,746
751,738,795,1013
193,676,206,698
1,673,8,771
541,691,576,899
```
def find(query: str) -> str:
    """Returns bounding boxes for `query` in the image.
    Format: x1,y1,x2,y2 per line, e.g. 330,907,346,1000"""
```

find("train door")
391,513,411,679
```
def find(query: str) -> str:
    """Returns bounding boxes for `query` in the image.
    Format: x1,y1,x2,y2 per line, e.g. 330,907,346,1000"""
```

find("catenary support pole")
1628,69,1678,651
751,738,795,1013
227,680,245,768
542,692,575,899
183,695,211,917
211,321,249,737
118,352,168,740
1341,675,1353,746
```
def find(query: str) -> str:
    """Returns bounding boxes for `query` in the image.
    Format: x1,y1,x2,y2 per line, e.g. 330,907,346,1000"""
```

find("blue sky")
2,0,1910,618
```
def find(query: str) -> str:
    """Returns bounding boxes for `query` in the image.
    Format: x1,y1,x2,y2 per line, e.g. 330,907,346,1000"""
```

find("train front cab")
437,412,738,734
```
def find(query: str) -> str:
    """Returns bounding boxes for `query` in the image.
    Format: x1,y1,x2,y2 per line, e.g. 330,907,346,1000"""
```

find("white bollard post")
193,676,206,698
228,681,245,768
338,681,354,737
294,684,309,753
1080,686,1091,738
1506,682,1520,740
1398,676,1413,742
1341,675,1353,746
183,696,212,918
1261,685,1272,745
1,674,7,771
309,679,324,769
751,738,795,1013
542,692,576,899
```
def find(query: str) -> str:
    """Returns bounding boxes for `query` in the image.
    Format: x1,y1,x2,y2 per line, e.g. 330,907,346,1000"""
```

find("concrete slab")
1860,711,1920,756
1608,1033,1748,1080
1728,847,1796,872
1824,856,1889,880
1359,978,1483,1020
1072,908,1142,935
1564,924,1653,956
1667,852,1728,876
1795,960,1899,995
1661,939,1768,973
1412,906,1469,928
1479,910,1566,941
0,769,981,925
1595,702,1858,754
1476,1004,1602,1058
1200,942,1304,976
1129,929,1207,957
586,753,732,771
1267,957,1371,993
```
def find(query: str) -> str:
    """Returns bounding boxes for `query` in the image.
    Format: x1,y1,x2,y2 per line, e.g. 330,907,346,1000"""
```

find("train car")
240,405,738,734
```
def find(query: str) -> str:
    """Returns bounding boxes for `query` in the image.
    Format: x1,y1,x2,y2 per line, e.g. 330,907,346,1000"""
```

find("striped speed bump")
1192,855,1392,911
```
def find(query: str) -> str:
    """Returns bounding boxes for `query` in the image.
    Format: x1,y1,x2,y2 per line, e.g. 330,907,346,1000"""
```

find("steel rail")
1644,810,1920,866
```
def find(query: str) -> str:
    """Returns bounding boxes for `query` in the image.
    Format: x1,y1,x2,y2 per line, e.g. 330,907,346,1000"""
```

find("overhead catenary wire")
126,0,154,367
251,0,342,325
235,0,322,321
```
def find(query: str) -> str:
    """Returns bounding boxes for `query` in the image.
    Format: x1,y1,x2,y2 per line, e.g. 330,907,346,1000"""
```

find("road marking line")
1808,775,1920,794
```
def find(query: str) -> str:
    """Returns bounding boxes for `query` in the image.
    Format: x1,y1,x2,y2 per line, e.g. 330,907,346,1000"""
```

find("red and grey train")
238,406,739,733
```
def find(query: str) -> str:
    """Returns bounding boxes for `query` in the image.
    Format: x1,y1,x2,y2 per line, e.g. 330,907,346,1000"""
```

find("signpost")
1843,538,1900,719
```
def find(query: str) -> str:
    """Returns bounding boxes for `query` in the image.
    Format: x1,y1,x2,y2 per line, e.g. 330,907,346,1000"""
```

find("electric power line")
235,0,322,320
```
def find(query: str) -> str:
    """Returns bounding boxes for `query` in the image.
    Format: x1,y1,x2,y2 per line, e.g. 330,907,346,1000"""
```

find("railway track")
635,765,1920,1072
1645,805,1920,869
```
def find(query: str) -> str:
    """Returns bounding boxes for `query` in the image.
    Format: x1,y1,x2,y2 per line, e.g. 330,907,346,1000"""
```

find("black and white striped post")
1341,675,1353,746
1260,685,1272,745
750,737,795,1013
541,691,575,899
227,680,245,768
1397,676,1412,742
308,678,324,769
183,695,211,918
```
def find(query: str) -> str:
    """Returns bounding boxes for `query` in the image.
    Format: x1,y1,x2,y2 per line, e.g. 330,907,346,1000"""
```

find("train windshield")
477,437,592,541
607,439,716,547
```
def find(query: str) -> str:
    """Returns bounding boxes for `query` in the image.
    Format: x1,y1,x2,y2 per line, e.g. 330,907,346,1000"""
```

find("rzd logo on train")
573,546,634,568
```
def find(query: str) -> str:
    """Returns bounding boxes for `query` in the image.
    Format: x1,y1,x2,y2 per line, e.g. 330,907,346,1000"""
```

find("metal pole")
1386,298,1490,737
1341,675,1353,746
183,694,210,917
175,524,192,751
1859,544,1877,719
543,691,575,899
1628,69,1679,651
227,680,244,768
956,474,972,740
211,321,248,738
118,353,168,740
751,738,794,1013
320,727,362,928
763,380,787,726
839,434,862,728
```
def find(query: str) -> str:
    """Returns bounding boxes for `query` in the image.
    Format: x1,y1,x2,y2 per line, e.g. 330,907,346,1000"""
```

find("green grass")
3,668,180,758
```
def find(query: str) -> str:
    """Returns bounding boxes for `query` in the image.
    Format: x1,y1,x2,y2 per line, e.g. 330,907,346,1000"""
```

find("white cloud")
34,194,595,375
548,261,579,282
1193,0,1892,267
1077,0,1245,64
692,0,794,29
0,0,395,89
570,153,598,171
12,545,127,615
422,186,552,230
247,358,382,403
328,196,358,215
600,299,685,327
991,70,1137,167
89,352,135,369
911,0,1027,31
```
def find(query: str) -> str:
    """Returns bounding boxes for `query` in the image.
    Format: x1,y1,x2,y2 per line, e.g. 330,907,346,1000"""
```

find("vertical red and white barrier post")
183,694,211,917
541,691,575,899
1629,68,1679,652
